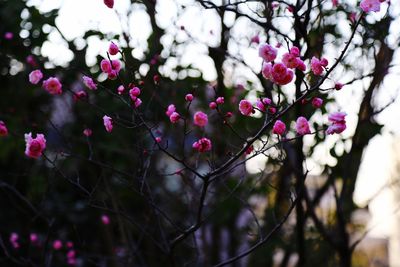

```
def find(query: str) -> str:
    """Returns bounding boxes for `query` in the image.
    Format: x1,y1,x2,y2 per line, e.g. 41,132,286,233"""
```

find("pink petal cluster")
53,240,62,250
129,87,142,108
104,0,114,8
103,115,113,133
10,233,19,249
101,214,110,225
312,97,323,108
295,117,311,135
256,97,272,112
30,233,39,244
73,91,88,102
192,137,212,152
239,100,253,116
100,59,121,80
185,94,194,102
272,120,286,135
282,46,306,71
335,82,344,90
42,77,62,95
310,57,328,76
262,62,294,85
193,111,208,127
166,104,176,116
251,35,260,44
25,133,46,159
83,128,92,137
326,112,347,135
0,121,8,136
67,249,77,265
360,0,381,12
209,102,217,109
216,97,224,105
108,42,119,55
83,76,97,90
117,85,125,95
29,70,43,84
169,112,181,123
258,44,277,62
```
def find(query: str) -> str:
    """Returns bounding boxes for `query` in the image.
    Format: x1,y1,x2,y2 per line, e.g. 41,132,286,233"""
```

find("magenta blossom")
103,115,113,133
192,137,212,152
360,0,381,12
29,70,43,84
83,76,97,90
193,111,208,127
42,77,62,95
239,100,253,116
273,120,286,135
24,133,46,159
295,117,311,135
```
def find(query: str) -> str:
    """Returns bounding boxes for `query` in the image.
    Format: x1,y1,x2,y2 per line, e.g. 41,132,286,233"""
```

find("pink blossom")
53,240,63,250
258,44,277,62
169,112,181,123
296,59,306,71
133,98,142,108
332,0,339,7
262,62,273,80
66,242,74,248
4,32,13,40
155,137,162,143
100,59,112,73
245,145,254,155
26,55,37,67
256,99,267,112
107,70,118,80
108,42,119,55
30,233,39,244
225,111,233,118
101,215,110,225
209,102,217,109
269,107,277,114
104,0,114,8
295,117,311,135
166,104,176,117
335,82,344,90
10,233,19,249
42,77,62,95
326,112,347,135
290,46,300,57
24,133,46,159
83,128,92,137
83,76,97,90
312,97,323,108
111,60,121,72
117,85,125,95
250,35,260,44
29,70,43,84
73,91,87,102
67,250,76,259
0,121,8,137
185,94,194,102
193,111,208,127
310,57,328,76
271,63,294,85
192,137,212,152
272,120,286,135
282,53,299,69
129,87,141,101
360,0,381,12
239,100,253,116
103,115,113,133
216,97,225,105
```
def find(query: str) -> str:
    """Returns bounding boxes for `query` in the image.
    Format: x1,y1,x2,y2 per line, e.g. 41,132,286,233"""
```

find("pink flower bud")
209,102,217,109
25,133,46,158
0,121,8,137
108,42,119,55
53,240,63,250
295,116,311,135
104,0,114,8
103,115,113,133
29,70,43,84
193,111,208,127
185,94,194,101
169,112,180,123
216,97,224,105
272,120,286,135
83,128,92,137
192,137,212,152
101,215,110,225
312,97,323,108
